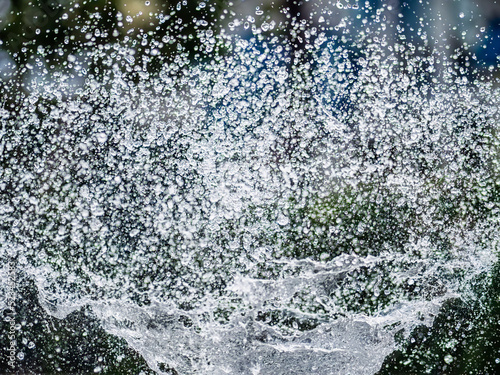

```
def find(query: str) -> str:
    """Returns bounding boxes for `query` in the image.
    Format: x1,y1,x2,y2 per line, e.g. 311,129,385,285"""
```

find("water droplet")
277,214,289,226
96,133,108,143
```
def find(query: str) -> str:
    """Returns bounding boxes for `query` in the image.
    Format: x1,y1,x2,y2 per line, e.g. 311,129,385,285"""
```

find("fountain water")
1,1,500,374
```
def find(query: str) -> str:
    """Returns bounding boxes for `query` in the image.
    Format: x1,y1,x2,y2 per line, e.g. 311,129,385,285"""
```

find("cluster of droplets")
2,2,500,374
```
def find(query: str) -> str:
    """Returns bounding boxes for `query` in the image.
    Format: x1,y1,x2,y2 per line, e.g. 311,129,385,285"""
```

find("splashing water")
1,2,500,374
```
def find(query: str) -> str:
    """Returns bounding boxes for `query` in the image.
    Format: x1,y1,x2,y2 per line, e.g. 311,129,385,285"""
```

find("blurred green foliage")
377,264,500,375
283,185,416,261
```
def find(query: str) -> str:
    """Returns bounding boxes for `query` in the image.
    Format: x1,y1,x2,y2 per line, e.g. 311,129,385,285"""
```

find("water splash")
1,2,500,374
